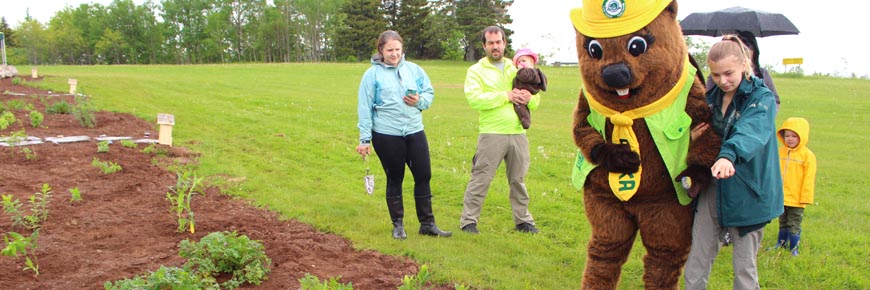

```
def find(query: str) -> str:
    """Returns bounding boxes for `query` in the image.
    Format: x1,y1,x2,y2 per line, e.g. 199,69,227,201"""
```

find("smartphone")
406,89,417,96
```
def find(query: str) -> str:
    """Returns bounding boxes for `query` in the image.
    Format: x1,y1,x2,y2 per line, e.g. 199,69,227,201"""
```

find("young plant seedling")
120,139,137,148
97,140,110,153
92,157,123,174
28,111,43,128
166,170,202,234
69,187,83,203
1,230,40,276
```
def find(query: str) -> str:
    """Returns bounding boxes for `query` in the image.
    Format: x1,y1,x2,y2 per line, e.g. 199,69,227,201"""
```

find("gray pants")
684,185,763,290
459,134,534,228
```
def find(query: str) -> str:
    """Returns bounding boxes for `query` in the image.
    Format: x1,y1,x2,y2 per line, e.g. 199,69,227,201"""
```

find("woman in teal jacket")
684,35,784,290
355,30,451,239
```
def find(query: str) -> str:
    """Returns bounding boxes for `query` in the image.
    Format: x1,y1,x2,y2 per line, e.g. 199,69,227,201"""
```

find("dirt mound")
0,76,440,289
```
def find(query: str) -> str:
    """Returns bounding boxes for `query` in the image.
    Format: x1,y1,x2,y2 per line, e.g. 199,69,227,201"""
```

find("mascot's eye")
627,36,648,56
587,40,603,59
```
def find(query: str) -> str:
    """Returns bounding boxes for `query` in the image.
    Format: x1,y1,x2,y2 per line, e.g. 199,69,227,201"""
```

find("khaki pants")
459,134,534,228
684,185,763,290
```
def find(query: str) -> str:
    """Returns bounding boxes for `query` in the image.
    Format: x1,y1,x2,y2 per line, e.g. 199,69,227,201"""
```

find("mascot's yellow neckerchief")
584,56,694,201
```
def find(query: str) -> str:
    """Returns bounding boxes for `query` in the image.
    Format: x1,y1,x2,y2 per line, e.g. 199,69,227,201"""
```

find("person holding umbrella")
355,30,452,239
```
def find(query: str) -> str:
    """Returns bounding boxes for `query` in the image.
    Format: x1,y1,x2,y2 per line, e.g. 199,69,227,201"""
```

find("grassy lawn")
19,62,869,289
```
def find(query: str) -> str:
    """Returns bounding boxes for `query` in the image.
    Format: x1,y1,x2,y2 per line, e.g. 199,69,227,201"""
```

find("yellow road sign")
783,58,803,65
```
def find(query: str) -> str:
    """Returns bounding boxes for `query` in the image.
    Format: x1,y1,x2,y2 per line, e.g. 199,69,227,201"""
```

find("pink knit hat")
513,48,539,68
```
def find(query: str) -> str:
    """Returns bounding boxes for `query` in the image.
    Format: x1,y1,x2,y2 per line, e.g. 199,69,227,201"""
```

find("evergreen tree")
334,0,386,62
395,0,429,59
1,17,16,47
455,0,513,61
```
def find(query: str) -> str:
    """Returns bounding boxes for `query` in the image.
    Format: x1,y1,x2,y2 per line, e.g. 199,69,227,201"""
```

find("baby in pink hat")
512,48,547,129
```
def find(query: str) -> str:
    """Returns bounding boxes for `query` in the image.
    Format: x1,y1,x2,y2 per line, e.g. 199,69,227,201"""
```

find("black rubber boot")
392,219,407,240
415,196,451,237
386,197,405,239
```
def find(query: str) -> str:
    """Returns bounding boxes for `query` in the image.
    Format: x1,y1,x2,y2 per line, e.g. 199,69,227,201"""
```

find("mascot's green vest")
572,65,695,205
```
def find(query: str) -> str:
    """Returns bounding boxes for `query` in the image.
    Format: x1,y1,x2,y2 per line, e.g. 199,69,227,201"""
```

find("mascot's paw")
591,143,640,174
675,165,712,198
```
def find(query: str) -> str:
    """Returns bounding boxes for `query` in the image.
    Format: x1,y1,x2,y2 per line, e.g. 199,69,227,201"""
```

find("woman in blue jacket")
355,30,451,239
684,35,784,290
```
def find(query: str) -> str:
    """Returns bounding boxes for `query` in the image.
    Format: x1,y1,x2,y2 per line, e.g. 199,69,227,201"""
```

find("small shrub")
72,95,97,128
104,266,210,290
97,140,110,153
120,139,137,148
0,111,16,130
179,231,272,289
299,273,354,290
92,157,122,174
11,77,22,85
1,184,52,230
1,230,40,276
69,187,83,203
46,101,73,114
28,111,44,128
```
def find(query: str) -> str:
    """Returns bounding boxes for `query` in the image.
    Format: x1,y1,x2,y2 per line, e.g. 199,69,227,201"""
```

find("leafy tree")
161,0,213,64
292,0,343,62
15,16,50,65
334,0,385,62
95,28,128,64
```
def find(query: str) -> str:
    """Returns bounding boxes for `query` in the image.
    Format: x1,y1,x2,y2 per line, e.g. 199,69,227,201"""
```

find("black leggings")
371,130,432,199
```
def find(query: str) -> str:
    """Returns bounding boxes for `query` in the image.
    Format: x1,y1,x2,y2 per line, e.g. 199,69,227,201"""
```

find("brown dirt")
0,76,448,289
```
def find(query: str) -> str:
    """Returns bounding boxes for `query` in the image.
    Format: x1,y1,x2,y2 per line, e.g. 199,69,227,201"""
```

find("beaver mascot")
569,0,720,289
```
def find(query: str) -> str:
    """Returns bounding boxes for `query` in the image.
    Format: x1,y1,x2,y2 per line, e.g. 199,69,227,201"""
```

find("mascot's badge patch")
602,0,625,18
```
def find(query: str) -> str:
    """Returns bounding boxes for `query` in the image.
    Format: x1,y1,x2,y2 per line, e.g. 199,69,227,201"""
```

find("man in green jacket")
458,26,542,234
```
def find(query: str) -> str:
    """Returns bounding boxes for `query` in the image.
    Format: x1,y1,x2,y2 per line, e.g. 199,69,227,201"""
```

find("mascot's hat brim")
571,0,671,38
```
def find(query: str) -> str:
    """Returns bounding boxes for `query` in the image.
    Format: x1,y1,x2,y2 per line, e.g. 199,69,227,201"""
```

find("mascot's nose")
602,63,632,88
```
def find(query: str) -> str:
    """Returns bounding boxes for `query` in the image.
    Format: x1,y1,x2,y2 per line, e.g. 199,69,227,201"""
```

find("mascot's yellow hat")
571,0,670,38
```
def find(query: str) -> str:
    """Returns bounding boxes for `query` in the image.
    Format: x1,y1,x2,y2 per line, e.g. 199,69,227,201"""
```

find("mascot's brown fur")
570,1,720,289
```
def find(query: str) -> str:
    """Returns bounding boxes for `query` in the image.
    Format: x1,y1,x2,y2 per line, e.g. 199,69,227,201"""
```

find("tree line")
0,0,514,65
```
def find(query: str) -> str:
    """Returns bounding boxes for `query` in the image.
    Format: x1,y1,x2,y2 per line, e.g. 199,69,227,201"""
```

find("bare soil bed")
0,76,442,289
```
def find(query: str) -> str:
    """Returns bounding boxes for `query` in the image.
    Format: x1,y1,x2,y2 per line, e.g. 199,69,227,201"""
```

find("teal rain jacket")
707,75,784,228
357,55,434,142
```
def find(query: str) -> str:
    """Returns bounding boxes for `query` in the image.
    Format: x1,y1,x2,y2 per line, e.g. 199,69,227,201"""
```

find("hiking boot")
419,224,452,237
461,223,479,234
515,222,539,234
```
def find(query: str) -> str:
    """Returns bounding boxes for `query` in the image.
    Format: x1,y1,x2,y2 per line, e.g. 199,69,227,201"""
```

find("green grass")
23,63,870,289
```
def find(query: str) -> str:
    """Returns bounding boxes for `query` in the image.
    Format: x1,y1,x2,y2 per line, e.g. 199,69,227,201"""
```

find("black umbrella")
680,6,799,37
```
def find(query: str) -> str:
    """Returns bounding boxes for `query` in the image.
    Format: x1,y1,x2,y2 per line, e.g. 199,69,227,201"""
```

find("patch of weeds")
28,111,43,128
104,265,211,290
5,100,26,111
69,187,83,203
166,170,202,234
72,95,97,128
120,139,137,148
179,231,272,289
142,143,168,156
1,230,40,276
92,157,122,174
97,140,110,153
11,77,22,85
298,273,354,290
1,184,52,230
46,101,72,114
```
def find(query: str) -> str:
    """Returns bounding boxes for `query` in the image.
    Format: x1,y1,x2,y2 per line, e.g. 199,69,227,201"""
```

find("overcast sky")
2,0,865,77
